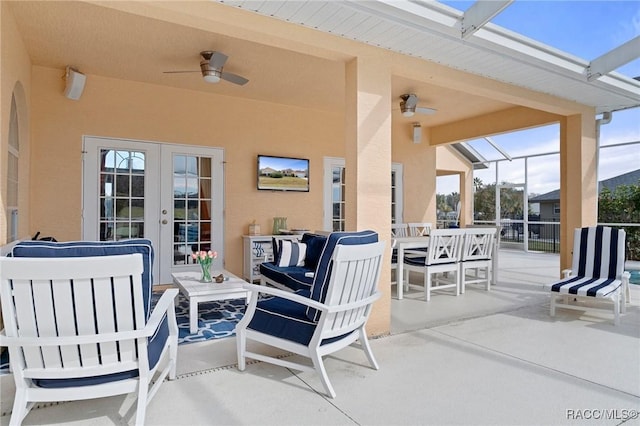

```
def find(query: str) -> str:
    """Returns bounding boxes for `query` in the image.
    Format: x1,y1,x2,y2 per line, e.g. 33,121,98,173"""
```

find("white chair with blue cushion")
391,224,409,295
548,226,630,325
403,228,465,301
407,222,431,237
0,253,178,425
236,230,383,398
460,227,496,293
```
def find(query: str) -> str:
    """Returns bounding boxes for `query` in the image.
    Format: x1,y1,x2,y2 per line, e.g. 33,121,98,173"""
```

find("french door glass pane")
332,166,345,232
99,149,146,241
173,155,214,265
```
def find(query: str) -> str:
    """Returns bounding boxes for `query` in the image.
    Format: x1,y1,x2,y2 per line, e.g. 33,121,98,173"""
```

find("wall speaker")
412,123,422,144
64,67,86,100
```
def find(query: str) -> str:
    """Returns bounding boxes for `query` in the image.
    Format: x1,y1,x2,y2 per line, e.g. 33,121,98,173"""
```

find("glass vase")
200,263,213,283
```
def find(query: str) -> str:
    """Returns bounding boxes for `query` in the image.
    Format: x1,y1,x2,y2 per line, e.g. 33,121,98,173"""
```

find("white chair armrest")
1,289,179,347
144,288,179,333
325,292,381,313
242,283,380,315
243,283,326,310
2,329,147,347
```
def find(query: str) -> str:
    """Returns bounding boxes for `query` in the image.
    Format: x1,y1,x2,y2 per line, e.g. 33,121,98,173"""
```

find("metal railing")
472,220,638,258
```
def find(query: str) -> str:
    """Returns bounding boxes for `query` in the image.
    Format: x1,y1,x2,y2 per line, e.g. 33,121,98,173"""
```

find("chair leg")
613,294,620,326
550,294,556,317
460,266,465,295
359,327,379,370
9,390,28,426
135,382,148,426
169,339,178,380
425,272,432,301
310,351,336,399
486,266,491,291
236,327,247,371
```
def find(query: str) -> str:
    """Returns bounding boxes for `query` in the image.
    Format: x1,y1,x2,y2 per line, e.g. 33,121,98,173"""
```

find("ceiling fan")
163,51,249,86
399,94,436,117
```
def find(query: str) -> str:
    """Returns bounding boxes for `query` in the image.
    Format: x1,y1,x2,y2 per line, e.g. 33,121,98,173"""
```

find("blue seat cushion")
403,256,426,267
307,230,378,321
259,262,313,291
248,290,353,346
550,276,622,299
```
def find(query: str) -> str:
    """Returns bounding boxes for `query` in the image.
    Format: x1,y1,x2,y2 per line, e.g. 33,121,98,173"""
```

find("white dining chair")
460,228,497,293
403,228,465,301
407,222,432,237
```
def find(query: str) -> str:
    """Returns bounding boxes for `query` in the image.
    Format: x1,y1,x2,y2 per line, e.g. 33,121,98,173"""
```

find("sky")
436,1,640,196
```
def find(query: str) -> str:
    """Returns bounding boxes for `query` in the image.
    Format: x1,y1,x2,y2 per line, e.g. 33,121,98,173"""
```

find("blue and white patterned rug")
0,292,245,373
169,292,246,344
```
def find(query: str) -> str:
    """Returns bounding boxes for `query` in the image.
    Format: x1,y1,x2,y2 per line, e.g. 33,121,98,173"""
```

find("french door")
82,136,224,284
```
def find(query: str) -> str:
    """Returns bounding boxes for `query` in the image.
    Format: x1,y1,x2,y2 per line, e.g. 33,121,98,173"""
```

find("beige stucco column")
559,112,598,273
345,54,392,336
401,141,437,224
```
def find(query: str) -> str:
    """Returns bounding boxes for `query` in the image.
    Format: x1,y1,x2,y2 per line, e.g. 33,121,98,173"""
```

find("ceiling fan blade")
163,70,201,74
209,52,228,69
416,106,437,115
220,71,249,86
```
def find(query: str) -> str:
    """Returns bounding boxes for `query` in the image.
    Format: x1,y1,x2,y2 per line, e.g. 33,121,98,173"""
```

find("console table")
242,234,302,282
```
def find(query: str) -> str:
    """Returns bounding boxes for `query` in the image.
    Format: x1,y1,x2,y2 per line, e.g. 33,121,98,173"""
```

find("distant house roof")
530,169,640,203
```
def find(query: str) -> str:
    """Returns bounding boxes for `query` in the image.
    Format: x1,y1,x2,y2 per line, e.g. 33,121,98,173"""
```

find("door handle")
162,219,168,225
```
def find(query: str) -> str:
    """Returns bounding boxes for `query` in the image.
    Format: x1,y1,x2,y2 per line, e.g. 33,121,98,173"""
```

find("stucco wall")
1,2,32,245
29,66,344,279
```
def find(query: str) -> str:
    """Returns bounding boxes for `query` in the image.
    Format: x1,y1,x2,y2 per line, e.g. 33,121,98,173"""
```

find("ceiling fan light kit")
200,64,221,83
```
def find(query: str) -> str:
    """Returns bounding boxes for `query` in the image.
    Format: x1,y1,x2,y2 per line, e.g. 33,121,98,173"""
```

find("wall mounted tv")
257,155,309,192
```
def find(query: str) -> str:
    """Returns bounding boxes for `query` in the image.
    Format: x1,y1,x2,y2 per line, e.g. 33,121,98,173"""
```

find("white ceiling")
220,0,640,114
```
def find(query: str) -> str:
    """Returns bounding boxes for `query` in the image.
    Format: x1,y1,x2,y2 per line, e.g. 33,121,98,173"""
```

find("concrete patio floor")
1,249,639,425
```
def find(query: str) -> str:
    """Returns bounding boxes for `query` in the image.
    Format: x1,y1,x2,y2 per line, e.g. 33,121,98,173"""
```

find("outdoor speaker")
64,67,86,100
413,123,422,144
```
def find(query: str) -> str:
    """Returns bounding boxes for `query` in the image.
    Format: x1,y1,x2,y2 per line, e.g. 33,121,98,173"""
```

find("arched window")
7,93,19,242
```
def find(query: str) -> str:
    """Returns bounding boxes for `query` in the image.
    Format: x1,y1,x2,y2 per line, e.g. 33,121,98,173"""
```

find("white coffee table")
171,270,250,334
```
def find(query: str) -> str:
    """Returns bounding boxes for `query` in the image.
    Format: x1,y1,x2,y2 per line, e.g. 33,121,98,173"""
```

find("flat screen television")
257,155,309,192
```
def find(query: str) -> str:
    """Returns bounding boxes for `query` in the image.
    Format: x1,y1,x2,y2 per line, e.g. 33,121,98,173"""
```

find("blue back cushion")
306,230,378,321
11,239,154,320
573,226,625,279
301,233,328,270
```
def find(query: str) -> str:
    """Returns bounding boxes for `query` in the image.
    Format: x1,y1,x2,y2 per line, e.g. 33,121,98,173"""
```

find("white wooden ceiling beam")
459,0,513,39
586,36,640,81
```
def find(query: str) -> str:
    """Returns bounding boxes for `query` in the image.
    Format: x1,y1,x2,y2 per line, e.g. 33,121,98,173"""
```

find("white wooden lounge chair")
0,254,178,425
236,233,384,398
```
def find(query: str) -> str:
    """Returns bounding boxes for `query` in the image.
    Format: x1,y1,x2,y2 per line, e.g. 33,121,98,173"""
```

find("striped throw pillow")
277,240,307,267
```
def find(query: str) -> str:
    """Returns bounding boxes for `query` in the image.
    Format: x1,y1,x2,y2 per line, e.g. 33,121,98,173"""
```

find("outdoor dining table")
394,235,430,300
